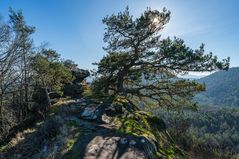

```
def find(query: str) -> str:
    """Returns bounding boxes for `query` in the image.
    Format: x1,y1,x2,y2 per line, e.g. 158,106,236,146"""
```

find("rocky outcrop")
64,68,90,98
72,68,90,83
0,98,186,159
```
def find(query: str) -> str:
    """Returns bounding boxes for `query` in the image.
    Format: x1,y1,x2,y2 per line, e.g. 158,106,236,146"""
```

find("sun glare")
152,17,159,24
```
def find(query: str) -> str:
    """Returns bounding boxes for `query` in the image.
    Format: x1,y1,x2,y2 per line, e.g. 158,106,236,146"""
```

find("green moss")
113,110,187,159
0,144,8,152
115,111,163,139
66,139,76,150
113,95,129,106
62,131,81,156
63,125,93,158
117,117,155,139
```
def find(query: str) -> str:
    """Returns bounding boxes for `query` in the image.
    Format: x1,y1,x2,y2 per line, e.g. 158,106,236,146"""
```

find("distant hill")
179,74,206,80
195,67,239,107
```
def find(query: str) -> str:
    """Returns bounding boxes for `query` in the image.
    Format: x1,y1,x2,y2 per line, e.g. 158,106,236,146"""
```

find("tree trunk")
0,93,3,133
116,60,135,94
43,87,51,110
19,86,24,120
23,51,29,106
0,77,4,132
117,73,124,93
117,65,131,94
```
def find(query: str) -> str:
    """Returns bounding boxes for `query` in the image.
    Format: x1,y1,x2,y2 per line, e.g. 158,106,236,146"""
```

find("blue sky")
0,0,238,74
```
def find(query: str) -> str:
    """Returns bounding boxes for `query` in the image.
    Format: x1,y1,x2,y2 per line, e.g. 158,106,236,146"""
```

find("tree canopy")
31,49,74,107
92,7,230,109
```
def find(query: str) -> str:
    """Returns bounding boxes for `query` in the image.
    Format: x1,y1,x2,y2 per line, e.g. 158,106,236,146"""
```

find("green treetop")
92,7,230,109
31,49,74,108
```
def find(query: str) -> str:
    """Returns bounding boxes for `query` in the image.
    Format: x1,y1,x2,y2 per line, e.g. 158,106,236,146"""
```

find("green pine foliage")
92,7,229,109
31,49,74,95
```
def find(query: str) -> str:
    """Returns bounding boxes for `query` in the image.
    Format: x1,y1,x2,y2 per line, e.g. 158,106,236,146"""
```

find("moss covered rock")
1,98,187,159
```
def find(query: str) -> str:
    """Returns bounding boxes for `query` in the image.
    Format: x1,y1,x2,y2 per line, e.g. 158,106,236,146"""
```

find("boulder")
63,83,83,98
72,68,90,83
63,68,90,98
81,104,100,120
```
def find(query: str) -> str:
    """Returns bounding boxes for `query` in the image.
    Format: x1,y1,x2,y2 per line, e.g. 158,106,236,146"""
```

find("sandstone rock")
129,140,136,145
72,68,90,83
63,68,89,98
101,114,112,124
140,138,146,143
81,106,99,120
120,137,128,144
1,98,183,159
63,83,83,98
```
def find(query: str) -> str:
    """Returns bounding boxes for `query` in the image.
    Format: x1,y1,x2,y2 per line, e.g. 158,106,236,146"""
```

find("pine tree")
92,7,230,109
31,49,74,109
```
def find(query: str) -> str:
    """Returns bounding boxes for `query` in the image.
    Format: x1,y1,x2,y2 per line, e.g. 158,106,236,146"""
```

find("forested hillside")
195,67,239,107
154,106,239,159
